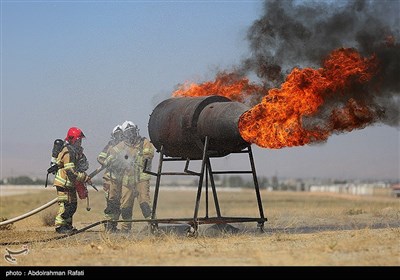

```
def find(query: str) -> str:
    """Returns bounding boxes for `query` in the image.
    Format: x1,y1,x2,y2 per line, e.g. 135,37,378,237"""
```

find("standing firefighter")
126,121,155,224
102,121,154,233
97,124,123,230
52,127,92,234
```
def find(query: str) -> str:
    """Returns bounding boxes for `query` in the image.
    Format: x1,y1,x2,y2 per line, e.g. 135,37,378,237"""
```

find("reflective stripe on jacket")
53,145,87,188
134,138,154,182
103,138,155,184
98,139,121,181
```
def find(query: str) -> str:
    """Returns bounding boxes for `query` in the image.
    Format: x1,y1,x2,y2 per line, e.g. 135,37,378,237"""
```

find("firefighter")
102,121,154,233
125,121,155,223
53,127,92,234
97,124,123,230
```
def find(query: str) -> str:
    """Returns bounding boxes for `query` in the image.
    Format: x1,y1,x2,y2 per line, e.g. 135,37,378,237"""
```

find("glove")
47,164,59,175
103,155,115,167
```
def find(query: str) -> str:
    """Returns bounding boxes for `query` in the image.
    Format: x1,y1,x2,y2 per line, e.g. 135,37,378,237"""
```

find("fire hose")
0,198,58,227
0,220,110,246
0,165,106,227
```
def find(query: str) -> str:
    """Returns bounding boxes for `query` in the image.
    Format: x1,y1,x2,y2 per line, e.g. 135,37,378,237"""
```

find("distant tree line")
0,176,46,185
220,175,270,189
0,175,271,188
0,176,103,186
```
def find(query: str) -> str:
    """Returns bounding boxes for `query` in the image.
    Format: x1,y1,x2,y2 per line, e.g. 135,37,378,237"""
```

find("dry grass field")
0,186,399,267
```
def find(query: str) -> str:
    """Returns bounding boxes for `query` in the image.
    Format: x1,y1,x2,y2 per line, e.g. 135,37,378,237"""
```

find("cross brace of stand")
144,136,267,237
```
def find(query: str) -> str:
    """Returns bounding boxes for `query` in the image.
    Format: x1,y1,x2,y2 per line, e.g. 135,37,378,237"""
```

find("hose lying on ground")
0,198,58,227
0,220,110,246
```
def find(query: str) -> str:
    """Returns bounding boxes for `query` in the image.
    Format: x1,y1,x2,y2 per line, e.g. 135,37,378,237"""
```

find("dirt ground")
0,186,399,267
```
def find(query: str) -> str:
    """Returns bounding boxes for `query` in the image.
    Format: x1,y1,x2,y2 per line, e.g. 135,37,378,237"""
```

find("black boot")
104,221,119,233
55,225,77,234
140,202,152,219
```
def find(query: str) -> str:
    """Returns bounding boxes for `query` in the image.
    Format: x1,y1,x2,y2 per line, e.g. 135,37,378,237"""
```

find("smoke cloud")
239,0,399,127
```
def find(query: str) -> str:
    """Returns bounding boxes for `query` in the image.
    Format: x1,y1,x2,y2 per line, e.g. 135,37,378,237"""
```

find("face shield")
123,127,138,144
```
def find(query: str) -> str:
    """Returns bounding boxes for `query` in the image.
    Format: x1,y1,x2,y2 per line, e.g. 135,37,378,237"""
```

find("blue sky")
1,0,399,181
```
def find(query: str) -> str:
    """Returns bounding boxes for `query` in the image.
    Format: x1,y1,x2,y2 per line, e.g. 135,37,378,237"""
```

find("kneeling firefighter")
52,127,92,234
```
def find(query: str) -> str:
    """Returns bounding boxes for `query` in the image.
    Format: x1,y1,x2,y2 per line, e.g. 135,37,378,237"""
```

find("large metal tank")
148,96,250,159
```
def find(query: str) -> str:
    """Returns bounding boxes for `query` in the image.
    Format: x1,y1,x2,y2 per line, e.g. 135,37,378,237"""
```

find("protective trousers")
104,178,121,231
120,183,136,232
55,187,77,227
136,180,152,219
104,178,136,232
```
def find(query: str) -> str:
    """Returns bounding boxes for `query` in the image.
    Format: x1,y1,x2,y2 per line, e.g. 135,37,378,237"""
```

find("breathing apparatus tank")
50,139,65,167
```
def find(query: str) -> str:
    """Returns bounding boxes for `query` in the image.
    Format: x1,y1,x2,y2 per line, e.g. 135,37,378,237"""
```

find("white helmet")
112,125,122,134
121,120,138,132
111,125,123,141
121,120,139,142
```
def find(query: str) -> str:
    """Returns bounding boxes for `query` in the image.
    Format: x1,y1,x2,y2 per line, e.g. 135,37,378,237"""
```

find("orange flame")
172,72,263,103
172,48,379,149
239,48,379,148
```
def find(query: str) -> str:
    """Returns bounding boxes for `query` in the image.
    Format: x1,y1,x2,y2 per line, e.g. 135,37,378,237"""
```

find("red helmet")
65,127,85,144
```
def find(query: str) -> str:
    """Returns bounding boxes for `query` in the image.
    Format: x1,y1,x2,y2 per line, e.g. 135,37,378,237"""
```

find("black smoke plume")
239,0,399,127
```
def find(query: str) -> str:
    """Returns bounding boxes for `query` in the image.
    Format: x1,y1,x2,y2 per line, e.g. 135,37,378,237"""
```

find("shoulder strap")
65,144,77,163
140,137,145,149
138,137,145,155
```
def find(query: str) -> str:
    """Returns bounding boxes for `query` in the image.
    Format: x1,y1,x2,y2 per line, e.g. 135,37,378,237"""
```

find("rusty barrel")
148,96,250,159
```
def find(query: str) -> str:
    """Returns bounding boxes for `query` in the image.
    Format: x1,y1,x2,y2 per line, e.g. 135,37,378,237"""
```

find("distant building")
391,184,400,198
309,182,392,196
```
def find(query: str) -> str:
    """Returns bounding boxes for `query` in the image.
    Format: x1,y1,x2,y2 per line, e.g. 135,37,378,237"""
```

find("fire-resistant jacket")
97,139,119,165
135,137,155,182
53,145,88,189
97,139,121,181
103,137,154,185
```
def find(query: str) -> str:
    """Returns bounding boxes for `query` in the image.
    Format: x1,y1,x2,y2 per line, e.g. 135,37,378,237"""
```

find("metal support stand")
144,137,267,237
